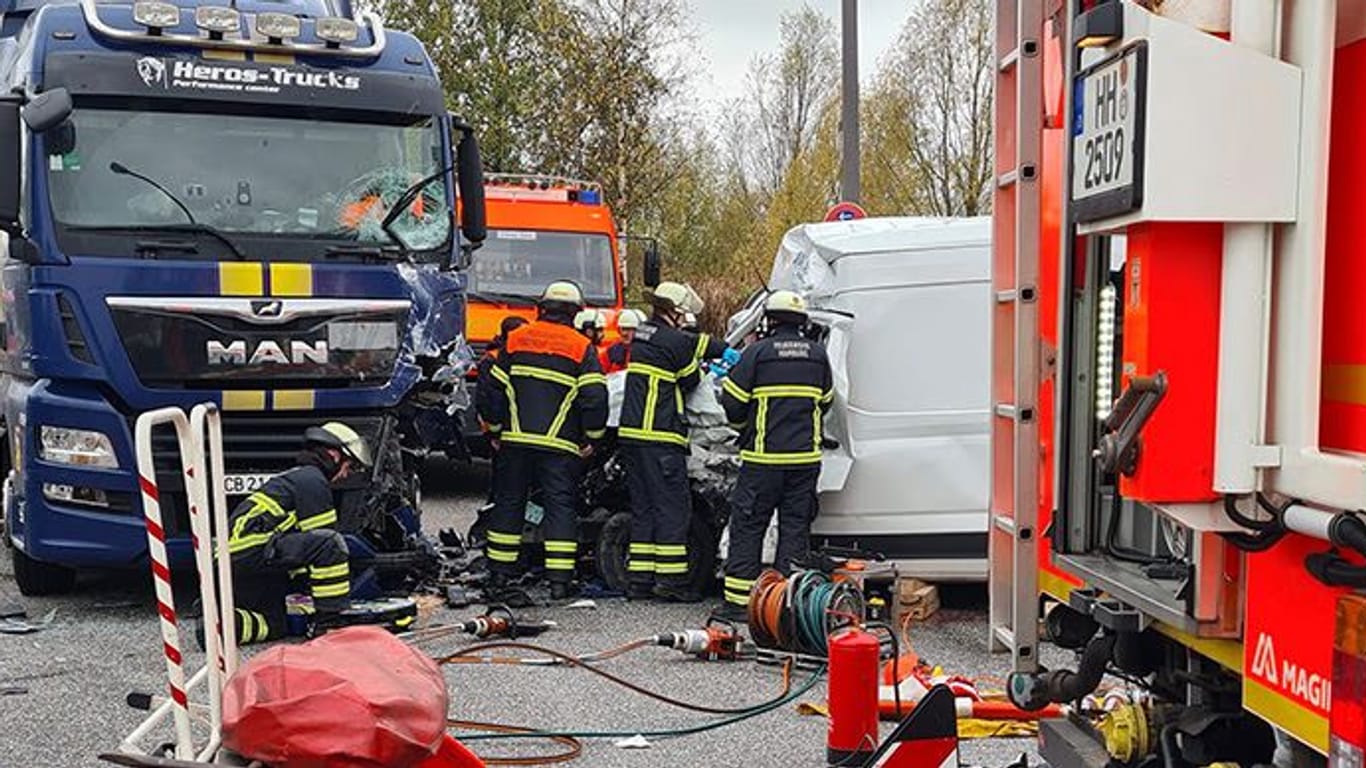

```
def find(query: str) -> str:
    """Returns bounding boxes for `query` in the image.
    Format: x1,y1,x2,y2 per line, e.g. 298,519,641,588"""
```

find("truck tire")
12,549,76,596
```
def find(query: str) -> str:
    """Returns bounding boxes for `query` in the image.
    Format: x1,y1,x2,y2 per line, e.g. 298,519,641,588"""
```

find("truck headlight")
40,426,118,468
255,12,301,40
315,16,359,44
132,1,180,29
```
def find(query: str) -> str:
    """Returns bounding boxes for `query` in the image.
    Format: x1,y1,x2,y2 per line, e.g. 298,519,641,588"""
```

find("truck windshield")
46,108,449,259
470,230,616,304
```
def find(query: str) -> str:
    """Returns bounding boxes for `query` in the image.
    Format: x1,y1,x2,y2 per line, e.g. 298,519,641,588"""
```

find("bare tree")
733,4,839,195
871,0,993,216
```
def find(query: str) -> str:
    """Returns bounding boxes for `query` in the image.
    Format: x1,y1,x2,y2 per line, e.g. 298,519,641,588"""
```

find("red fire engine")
990,2,1366,766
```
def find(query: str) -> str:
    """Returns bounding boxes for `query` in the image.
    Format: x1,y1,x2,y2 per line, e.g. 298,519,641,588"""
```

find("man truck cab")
0,0,486,595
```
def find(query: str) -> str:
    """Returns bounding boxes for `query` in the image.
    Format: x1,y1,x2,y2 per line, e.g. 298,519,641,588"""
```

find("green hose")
450,664,826,743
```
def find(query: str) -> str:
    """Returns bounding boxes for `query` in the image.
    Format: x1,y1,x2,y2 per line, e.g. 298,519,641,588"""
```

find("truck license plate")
1072,43,1147,222
222,473,273,496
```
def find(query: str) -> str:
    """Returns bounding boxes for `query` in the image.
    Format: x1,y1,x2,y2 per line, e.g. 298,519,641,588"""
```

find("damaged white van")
745,217,992,581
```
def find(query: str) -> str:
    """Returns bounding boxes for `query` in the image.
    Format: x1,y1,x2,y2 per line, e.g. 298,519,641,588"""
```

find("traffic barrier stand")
118,403,237,763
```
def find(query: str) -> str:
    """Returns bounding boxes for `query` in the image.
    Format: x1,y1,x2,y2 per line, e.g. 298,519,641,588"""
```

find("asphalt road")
0,462,1046,768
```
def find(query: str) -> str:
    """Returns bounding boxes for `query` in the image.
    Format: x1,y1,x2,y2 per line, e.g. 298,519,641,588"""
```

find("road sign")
824,201,867,222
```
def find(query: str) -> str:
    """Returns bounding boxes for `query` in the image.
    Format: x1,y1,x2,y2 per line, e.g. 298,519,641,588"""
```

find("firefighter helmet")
540,281,585,310
574,309,605,332
617,308,646,331
651,281,704,314
304,422,373,467
764,290,808,322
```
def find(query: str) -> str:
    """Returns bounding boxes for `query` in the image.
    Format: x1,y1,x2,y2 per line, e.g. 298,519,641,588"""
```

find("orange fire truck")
991,2,1365,767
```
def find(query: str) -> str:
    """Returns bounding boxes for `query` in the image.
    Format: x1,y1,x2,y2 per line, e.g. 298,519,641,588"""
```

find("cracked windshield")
45,109,449,255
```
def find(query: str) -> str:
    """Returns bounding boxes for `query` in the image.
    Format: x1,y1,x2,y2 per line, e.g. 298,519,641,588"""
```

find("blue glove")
722,347,741,367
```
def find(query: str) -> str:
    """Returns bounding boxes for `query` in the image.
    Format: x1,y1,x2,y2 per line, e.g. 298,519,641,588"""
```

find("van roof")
781,216,991,264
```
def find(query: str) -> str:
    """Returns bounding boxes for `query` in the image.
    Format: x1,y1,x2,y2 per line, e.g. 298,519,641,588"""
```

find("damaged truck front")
0,0,487,595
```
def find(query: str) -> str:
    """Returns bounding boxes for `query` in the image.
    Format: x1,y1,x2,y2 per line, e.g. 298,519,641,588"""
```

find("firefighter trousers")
722,464,820,607
623,442,693,588
487,445,581,583
230,528,350,644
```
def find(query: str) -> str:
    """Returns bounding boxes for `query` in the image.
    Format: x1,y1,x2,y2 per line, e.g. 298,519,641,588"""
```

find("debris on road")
566,598,597,609
613,734,651,749
0,607,56,635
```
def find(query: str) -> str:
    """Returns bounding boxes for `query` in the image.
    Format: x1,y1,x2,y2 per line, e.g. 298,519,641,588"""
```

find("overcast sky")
689,0,916,106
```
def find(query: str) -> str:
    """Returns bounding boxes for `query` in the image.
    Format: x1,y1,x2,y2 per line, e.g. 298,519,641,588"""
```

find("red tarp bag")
222,626,483,767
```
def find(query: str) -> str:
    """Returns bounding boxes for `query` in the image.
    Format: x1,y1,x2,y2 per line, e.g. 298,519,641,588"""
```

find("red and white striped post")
133,407,196,759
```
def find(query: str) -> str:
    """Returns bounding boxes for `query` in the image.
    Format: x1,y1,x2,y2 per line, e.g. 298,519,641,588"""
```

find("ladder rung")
998,48,1019,72
997,170,1018,188
996,289,1017,303
995,404,1017,419
993,625,1016,648
993,514,1016,534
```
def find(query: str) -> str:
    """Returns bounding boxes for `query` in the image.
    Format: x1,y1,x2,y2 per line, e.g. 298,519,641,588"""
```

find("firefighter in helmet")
618,281,728,602
226,422,371,644
478,281,609,599
604,308,645,374
715,290,833,621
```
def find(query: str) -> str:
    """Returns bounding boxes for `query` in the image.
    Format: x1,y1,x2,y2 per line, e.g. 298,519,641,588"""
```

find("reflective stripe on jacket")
619,320,726,447
227,465,338,554
478,318,609,455
719,325,833,466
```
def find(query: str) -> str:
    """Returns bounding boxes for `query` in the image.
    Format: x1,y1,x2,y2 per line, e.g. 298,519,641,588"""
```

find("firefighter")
715,290,833,621
574,308,613,371
479,281,608,599
226,422,371,644
619,282,728,602
604,308,645,374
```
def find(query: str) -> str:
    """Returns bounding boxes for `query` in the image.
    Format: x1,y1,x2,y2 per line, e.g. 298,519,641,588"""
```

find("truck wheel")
12,549,76,596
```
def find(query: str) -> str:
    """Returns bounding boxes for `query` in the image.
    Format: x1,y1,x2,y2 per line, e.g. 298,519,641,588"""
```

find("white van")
767,216,991,581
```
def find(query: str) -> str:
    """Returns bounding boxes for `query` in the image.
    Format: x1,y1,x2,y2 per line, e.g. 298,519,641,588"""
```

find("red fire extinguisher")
827,623,880,766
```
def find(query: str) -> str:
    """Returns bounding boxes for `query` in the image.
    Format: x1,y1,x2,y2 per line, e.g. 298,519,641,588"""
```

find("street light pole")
839,0,860,204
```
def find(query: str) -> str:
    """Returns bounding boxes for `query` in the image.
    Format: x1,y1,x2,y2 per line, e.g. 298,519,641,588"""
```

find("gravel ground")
0,462,1049,768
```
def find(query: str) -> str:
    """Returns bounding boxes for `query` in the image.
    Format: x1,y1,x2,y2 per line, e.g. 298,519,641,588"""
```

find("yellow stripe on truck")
222,390,266,411
1243,679,1328,755
219,263,264,296
270,263,313,297
272,390,315,410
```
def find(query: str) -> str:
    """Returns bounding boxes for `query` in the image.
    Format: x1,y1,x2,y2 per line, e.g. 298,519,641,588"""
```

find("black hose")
1161,723,1182,768
1039,633,1117,703
1224,495,1277,532
1221,494,1290,552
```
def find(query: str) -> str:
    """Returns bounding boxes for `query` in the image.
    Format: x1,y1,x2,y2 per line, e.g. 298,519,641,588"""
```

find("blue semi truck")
0,0,486,594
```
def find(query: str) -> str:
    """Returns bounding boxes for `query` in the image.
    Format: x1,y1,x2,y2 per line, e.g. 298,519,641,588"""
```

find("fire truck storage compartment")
1072,3,1299,233
1119,222,1222,503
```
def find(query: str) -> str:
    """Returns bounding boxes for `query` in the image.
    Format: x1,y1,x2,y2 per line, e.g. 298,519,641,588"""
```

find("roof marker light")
315,16,359,45
132,1,180,30
255,12,301,42
194,6,240,36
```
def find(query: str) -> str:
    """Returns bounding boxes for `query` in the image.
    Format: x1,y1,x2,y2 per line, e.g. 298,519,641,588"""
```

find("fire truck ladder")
988,0,1044,673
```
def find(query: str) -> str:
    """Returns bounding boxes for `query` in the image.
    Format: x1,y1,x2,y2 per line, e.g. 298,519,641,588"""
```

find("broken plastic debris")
614,735,651,749
0,608,56,635
566,599,597,610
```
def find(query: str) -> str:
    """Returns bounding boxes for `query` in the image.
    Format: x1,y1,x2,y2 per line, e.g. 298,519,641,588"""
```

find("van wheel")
12,549,76,596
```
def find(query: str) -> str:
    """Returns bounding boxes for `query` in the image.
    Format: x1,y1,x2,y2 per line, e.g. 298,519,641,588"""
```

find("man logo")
251,300,283,318
137,57,167,88
1251,632,1278,685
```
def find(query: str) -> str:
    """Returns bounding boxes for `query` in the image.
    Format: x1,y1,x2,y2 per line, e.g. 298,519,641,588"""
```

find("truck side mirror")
451,113,486,249
643,241,661,288
21,88,71,134
0,100,20,233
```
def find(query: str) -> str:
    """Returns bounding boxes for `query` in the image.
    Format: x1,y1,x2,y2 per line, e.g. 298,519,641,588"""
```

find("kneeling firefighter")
478,281,609,599
226,422,371,644
716,291,833,620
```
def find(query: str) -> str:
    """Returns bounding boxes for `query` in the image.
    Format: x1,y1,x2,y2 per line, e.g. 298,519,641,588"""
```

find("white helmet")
304,422,373,467
540,280,585,310
650,281,691,313
764,290,808,322
573,309,604,332
617,308,646,331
